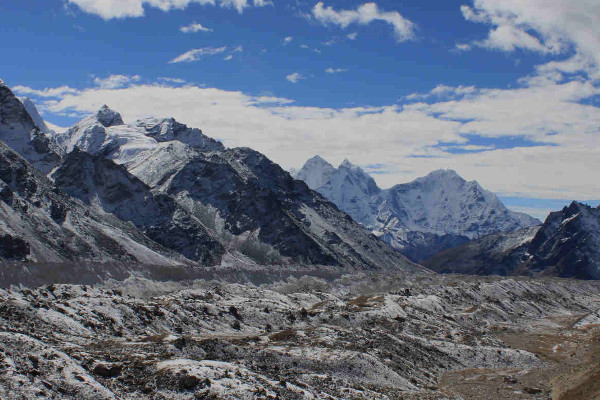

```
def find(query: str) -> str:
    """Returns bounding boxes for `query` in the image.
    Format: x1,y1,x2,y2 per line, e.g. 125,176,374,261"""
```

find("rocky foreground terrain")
1,268,600,400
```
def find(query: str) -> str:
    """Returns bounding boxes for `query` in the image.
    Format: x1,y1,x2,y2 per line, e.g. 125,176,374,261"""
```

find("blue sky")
1,0,600,220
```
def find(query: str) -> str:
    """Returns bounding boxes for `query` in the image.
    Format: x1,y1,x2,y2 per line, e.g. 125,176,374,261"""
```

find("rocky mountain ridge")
424,201,600,279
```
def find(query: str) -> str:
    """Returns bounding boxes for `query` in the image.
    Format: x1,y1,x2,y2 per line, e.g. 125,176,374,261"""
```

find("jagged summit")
0,82,61,173
95,105,124,127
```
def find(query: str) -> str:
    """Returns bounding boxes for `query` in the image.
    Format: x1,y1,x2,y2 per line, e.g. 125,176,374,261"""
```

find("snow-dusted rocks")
127,144,419,270
295,157,541,261
135,117,224,151
0,82,61,174
1,274,598,399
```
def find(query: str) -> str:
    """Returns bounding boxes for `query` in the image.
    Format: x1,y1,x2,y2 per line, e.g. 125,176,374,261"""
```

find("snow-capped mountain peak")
294,155,336,190
295,156,541,261
52,108,222,164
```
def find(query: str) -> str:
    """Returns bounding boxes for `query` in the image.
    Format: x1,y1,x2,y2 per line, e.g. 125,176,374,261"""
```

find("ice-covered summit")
294,155,336,190
52,106,222,164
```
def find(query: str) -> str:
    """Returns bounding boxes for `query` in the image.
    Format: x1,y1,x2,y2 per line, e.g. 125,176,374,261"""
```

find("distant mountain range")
2,76,599,280
0,79,419,273
294,156,540,261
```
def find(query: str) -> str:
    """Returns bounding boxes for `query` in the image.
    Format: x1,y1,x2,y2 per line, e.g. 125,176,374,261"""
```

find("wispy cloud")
93,74,141,89
311,2,416,42
12,85,80,98
286,72,306,83
180,22,213,33
325,67,348,74
283,36,293,45
158,77,186,84
405,84,477,100
347,32,358,40
169,46,228,63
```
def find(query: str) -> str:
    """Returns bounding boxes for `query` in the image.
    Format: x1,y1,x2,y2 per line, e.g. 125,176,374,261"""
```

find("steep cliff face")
525,202,600,279
52,149,225,265
0,82,61,174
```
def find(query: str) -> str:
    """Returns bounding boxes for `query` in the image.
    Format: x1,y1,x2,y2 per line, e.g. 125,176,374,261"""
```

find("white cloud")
347,32,358,40
458,0,600,74
283,36,293,44
286,72,305,83
325,67,348,74
19,64,600,201
66,0,269,19
180,22,213,33
311,2,415,42
475,25,551,53
93,74,141,89
169,46,228,63
223,55,233,60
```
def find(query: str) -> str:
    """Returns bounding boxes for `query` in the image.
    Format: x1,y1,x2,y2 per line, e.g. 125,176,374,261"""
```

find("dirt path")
438,313,600,400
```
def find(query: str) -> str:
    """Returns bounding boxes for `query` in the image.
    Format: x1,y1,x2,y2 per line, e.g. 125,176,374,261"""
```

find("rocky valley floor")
1,269,600,400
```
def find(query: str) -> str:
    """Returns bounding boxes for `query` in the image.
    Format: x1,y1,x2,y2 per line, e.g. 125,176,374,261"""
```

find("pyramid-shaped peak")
95,105,123,127
307,155,328,163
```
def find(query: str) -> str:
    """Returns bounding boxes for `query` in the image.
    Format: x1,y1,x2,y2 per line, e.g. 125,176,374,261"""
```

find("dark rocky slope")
52,149,225,265
424,202,600,279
